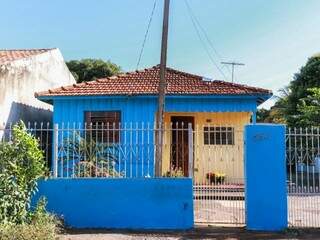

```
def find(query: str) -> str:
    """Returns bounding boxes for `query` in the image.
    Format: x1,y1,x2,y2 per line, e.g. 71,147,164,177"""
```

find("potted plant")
163,167,184,177
206,172,226,184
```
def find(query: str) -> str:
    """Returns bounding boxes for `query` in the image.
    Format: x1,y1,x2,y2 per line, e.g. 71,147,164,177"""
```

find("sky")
1,0,320,108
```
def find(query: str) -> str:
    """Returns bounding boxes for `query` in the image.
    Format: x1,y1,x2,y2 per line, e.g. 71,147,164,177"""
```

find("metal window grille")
203,126,235,145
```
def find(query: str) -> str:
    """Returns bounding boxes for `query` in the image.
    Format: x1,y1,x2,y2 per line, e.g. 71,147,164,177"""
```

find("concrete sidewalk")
59,226,320,240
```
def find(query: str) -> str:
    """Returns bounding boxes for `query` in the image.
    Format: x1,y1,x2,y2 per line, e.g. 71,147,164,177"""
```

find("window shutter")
84,111,92,128
84,111,121,143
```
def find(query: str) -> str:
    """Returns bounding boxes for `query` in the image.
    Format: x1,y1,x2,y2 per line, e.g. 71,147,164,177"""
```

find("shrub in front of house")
0,122,60,239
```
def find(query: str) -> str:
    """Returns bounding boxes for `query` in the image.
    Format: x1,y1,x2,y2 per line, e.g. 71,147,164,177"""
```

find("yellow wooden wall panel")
162,112,251,182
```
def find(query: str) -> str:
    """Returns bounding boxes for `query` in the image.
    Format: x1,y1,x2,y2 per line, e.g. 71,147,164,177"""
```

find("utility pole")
221,61,245,83
156,0,170,176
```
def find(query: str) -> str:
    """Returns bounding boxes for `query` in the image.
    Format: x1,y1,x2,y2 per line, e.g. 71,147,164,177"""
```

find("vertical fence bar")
72,122,75,178
130,122,133,178
53,123,59,178
118,122,121,177
136,122,139,177
147,122,150,177
60,123,64,178
124,122,127,178
66,122,70,178
141,122,144,177
188,123,193,178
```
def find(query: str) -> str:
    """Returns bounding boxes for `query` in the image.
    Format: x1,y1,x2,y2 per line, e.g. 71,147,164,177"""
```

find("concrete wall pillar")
244,124,287,231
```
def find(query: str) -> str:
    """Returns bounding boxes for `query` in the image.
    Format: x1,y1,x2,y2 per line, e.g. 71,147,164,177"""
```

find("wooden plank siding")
162,112,250,182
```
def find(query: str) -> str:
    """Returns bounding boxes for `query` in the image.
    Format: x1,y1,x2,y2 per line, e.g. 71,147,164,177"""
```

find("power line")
136,0,157,70
184,0,228,80
184,0,223,61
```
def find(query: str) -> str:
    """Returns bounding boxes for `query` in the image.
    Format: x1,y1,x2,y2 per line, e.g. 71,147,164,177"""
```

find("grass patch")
0,213,60,240
0,223,58,240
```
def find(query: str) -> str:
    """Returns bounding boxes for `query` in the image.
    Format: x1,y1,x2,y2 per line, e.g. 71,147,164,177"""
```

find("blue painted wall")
51,95,260,125
33,178,194,230
244,124,287,231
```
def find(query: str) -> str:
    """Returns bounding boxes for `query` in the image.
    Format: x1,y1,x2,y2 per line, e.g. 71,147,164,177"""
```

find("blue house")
36,65,271,180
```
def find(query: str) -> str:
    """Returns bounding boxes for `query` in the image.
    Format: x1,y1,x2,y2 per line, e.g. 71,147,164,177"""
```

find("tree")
256,108,270,123
296,88,320,126
284,54,320,126
263,54,320,126
66,59,121,83
257,88,289,124
257,107,287,124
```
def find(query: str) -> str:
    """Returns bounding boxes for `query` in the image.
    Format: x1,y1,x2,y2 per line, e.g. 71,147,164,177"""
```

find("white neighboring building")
0,48,75,128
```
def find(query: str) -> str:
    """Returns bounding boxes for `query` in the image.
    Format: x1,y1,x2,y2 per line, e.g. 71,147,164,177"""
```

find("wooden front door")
171,116,194,177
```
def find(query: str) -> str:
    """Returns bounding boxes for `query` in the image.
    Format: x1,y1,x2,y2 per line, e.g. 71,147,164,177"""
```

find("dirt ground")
59,226,320,240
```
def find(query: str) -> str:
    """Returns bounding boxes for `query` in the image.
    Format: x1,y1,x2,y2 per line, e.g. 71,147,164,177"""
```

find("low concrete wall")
33,178,193,230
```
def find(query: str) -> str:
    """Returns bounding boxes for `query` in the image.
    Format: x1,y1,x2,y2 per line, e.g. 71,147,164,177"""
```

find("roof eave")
37,96,53,105
36,92,272,103
256,93,273,105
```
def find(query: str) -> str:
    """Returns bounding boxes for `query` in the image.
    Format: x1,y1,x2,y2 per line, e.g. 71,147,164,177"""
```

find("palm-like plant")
61,131,122,177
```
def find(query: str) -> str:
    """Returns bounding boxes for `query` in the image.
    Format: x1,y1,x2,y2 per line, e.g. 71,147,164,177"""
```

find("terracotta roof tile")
35,65,271,97
0,49,54,64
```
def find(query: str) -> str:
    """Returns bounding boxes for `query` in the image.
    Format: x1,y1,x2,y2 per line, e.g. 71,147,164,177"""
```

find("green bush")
0,122,60,239
0,122,46,224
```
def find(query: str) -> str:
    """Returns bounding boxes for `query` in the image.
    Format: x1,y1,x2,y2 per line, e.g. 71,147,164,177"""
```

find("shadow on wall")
1,102,53,169
4,101,52,128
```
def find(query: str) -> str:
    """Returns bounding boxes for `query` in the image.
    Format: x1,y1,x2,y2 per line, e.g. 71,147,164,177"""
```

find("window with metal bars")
84,111,121,143
203,126,234,145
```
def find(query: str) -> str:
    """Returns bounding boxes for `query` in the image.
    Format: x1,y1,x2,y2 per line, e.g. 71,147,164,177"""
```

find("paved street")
59,226,320,240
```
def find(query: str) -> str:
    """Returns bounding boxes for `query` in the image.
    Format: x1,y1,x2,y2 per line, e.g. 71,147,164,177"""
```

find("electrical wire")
136,0,157,70
185,0,230,70
184,0,230,80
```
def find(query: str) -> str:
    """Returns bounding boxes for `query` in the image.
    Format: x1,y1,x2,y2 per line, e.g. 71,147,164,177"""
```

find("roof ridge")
165,66,203,79
0,48,56,52
149,64,204,79
211,80,271,92
93,65,203,82
95,66,155,83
